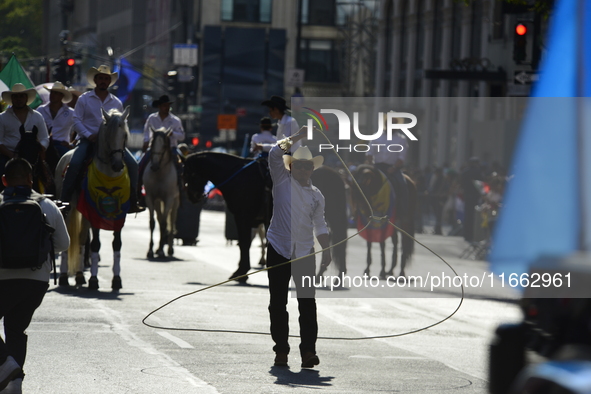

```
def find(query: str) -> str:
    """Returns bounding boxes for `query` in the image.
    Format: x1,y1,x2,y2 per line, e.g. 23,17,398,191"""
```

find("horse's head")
15,125,42,166
99,106,130,173
183,153,210,204
149,127,172,172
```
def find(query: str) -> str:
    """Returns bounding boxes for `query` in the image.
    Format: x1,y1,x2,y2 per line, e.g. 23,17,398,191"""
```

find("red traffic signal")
66,58,75,67
192,137,199,146
205,141,213,149
515,24,527,36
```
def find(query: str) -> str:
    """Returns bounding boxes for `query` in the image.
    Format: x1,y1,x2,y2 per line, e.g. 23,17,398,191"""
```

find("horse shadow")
269,366,334,388
49,284,134,300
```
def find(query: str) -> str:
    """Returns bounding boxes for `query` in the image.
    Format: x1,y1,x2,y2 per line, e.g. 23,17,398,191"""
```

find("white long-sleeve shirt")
143,112,185,147
0,107,50,151
73,90,123,139
37,103,74,143
266,144,328,260
0,193,70,282
250,130,277,153
276,114,301,152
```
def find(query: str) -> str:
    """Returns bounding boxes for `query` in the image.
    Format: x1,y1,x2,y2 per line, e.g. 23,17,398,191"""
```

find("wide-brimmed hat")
43,81,73,103
87,65,118,87
283,146,323,171
152,95,174,108
259,117,273,128
261,95,290,111
1,83,37,105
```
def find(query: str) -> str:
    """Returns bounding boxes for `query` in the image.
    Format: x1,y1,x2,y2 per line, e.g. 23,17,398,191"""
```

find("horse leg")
379,241,387,279
156,204,168,259
112,231,122,290
388,231,399,277
167,199,178,257
364,241,372,276
88,228,101,290
230,221,252,282
147,206,155,259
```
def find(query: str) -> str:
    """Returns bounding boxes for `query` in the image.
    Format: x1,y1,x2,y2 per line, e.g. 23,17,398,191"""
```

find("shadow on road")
269,366,334,388
49,285,133,300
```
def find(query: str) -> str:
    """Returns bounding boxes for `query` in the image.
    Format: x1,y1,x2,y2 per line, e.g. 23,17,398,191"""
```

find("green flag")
0,54,42,108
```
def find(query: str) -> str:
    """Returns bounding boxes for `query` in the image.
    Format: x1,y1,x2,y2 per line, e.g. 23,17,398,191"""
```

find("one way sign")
514,71,539,85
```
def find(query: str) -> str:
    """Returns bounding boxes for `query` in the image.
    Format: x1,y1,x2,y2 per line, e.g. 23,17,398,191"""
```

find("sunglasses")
292,161,314,171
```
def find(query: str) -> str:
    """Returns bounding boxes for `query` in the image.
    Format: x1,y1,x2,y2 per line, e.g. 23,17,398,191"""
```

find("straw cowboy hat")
151,95,174,108
43,81,73,103
86,65,118,87
261,95,290,111
283,146,324,171
1,83,37,105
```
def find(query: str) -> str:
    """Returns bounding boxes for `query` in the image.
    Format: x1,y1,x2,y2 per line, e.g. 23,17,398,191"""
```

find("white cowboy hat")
43,81,73,103
86,64,118,87
283,146,324,171
1,83,37,105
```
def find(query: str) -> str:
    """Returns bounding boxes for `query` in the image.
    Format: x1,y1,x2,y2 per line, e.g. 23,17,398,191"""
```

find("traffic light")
192,137,200,146
66,58,76,84
167,70,180,95
513,23,528,64
51,58,67,83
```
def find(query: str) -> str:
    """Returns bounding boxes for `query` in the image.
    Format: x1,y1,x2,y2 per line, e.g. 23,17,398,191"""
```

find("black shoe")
301,352,320,368
128,203,146,214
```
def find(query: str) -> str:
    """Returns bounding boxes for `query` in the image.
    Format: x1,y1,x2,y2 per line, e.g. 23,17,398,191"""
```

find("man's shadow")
269,366,334,388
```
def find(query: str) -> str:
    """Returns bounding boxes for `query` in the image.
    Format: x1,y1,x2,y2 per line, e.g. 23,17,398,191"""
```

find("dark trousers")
0,279,49,380
266,243,317,356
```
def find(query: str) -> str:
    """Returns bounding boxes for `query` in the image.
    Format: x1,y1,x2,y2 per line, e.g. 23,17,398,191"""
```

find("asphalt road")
11,209,522,393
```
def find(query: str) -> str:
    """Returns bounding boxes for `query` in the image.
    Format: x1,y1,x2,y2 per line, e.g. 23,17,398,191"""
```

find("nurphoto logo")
302,107,418,153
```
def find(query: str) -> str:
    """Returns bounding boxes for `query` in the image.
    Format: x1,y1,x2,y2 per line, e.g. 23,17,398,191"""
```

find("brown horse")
351,164,416,278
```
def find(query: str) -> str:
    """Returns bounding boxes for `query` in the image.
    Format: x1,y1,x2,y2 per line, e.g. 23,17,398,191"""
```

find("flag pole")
577,0,587,251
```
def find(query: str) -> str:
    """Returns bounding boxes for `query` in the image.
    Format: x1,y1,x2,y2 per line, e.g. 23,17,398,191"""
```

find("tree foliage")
0,0,43,59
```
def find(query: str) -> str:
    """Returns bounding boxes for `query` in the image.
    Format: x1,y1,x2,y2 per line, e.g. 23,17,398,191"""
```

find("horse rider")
138,94,185,203
59,65,144,214
261,95,301,152
37,81,74,158
266,131,331,368
250,117,277,157
365,114,410,222
0,84,49,181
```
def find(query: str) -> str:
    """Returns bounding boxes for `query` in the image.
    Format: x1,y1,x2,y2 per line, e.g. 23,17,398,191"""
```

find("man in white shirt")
266,131,331,369
250,117,277,156
261,95,301,152
0,84,50,184
138,95,185,201
60,65,144,213
36,82,74,158
0,158,69,392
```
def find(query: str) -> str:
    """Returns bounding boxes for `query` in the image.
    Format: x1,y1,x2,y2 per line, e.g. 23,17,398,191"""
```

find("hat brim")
283,155,324,171
261,99,290,110
44,85,73,103
87,68,118,88
2,89,37,106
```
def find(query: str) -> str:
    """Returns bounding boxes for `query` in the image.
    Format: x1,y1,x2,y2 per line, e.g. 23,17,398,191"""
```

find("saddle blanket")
357,170,396,243
77,161,130,231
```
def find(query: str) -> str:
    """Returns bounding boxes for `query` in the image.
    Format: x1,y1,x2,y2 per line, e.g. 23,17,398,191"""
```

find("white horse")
55,107,131,290
143,127,180,259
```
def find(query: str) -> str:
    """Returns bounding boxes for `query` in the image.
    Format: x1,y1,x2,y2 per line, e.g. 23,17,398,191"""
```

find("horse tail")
401,174,417,264
66,209,83,275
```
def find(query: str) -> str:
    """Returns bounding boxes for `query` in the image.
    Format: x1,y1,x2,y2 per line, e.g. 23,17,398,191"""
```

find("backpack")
0,189,55,275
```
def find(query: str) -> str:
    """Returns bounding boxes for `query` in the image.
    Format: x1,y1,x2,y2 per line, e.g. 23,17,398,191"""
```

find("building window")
383,0,394,95
299,39,340,83
301,0,336,26
221,0,272,23
413,0,425,97
398,0,409,97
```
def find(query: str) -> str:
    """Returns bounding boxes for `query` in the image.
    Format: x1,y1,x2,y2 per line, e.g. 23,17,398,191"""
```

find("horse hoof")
112,276,122,290
167,247,174,257
147,251,154,259
379,271,387,280
75,272,86,285
157,250,165,259
88,276,99,290
59,274,70,287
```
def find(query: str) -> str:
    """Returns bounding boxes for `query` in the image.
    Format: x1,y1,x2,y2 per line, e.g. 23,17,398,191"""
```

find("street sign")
286,68,305,87
217,114,237,130
514,70,539,85
173,43,198,66
177,66,193,82
236,107,247,117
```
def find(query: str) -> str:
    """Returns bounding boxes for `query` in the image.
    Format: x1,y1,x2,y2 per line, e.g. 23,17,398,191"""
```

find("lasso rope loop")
143,126,465,340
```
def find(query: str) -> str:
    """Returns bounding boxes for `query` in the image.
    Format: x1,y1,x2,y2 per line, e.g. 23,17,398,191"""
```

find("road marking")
157,331,194,349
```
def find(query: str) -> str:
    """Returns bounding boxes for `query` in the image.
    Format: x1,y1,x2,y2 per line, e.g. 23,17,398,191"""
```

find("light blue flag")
489,0,588,278
113,57,141,104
